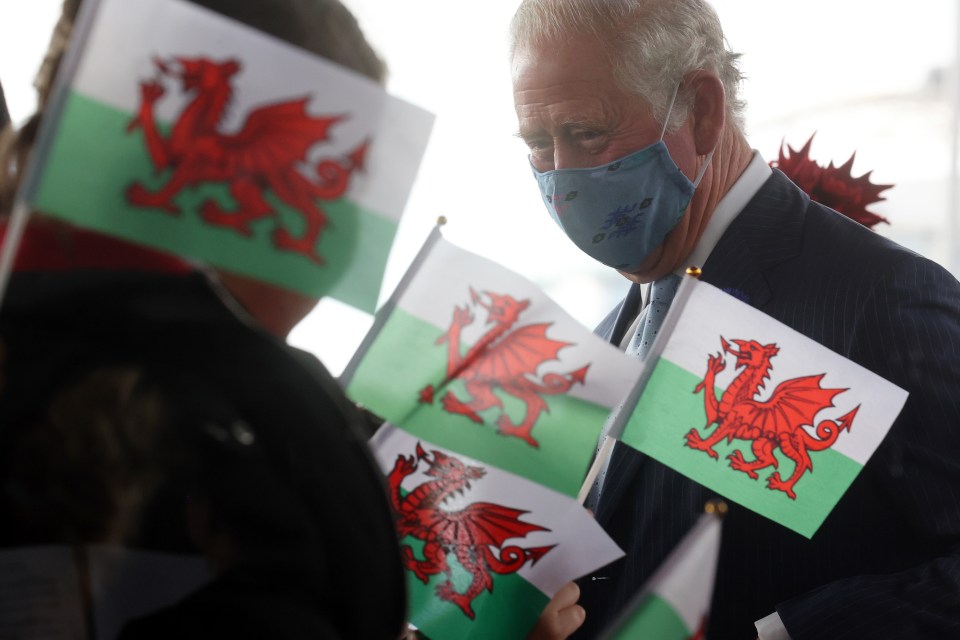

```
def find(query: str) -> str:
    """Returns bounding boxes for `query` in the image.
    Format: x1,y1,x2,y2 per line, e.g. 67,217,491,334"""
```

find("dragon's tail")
535,366,589,395
308,140,368,199
802,405,859,451
484,544,556,575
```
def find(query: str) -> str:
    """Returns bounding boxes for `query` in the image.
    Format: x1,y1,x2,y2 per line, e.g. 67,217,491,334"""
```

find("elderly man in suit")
510,1,960,639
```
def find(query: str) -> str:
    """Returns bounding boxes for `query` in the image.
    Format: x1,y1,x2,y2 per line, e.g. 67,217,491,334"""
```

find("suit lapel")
701,170,808,311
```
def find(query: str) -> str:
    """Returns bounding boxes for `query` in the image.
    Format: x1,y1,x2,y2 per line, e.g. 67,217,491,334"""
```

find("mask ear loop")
660,83,715,189
659,84,681,141
692,149,714,188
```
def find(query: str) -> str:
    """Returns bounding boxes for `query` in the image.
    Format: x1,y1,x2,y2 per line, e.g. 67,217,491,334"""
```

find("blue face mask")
531,89,713,273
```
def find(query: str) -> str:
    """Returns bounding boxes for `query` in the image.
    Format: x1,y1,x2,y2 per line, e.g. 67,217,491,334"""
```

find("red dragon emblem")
125,56,367,264
686,337,860,499
388,443,555,619
418,287,590,448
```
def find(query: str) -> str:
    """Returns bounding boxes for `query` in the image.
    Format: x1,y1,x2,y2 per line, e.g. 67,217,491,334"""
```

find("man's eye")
526,138,553,153
573,129,604,147
526,140,554,168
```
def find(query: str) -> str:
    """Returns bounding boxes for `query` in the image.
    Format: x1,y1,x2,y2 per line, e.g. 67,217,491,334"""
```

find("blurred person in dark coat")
0,1,406,638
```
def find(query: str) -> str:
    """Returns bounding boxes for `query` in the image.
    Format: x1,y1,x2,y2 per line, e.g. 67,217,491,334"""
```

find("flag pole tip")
686,266,702,278
704,499,728,516
436,216,448,226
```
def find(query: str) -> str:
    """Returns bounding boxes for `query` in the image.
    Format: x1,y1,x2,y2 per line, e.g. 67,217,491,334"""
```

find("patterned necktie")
585,273,682,511
628,273,681,359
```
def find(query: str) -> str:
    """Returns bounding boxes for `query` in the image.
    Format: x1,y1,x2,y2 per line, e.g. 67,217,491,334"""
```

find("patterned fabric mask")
531,87,712,273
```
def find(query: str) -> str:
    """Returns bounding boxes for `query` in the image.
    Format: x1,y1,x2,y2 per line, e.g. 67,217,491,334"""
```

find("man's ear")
684,70,725,155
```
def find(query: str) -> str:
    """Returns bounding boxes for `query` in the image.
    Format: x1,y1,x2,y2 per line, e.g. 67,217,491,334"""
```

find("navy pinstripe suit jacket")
575,170,960,640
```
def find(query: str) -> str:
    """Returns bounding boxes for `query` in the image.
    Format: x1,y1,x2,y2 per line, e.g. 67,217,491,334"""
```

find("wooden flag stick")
578,436,616,505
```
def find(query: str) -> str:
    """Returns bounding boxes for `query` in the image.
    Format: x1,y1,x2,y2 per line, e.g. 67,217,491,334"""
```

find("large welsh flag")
342,227,645,498
17,0,433,312
613,277,908,537
600,512,722,640
372,424,623,640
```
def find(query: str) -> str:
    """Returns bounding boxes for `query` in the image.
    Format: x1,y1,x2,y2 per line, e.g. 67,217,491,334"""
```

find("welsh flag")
600,513,722,640
611,277,908,537
371,424,623,640
16,0,433,312
342,227,645,498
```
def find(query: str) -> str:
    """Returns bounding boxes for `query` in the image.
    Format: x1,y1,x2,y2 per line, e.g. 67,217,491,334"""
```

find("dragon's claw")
727,450,760,479
441,392,484,423
767,472,798,500
199,201,254,236
495,415,539,448
391,454,417,477
436,582,476,620
684,429,719,459
139,79,165,104
706,352,726,374
400,548,433,584
273,228,326,264
125,183,180,215
452,305,474,327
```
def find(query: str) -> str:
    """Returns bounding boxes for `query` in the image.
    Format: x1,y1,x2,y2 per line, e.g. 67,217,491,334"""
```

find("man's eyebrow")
513,118,601,141
513,128,544,144
559,117,603,131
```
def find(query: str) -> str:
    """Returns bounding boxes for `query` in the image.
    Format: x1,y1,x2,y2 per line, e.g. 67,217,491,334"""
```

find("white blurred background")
3,0,959,374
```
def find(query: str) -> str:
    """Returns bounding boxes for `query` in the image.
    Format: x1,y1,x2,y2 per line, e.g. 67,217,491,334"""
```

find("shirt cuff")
755,611,791,640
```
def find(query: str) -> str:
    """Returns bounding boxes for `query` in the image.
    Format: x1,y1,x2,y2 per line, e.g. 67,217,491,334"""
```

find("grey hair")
508,0,745,133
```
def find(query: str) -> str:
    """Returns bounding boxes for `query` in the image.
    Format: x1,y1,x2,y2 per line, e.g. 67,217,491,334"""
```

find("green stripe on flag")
347,309,609,497
622,359,862,538
610,593,690,640
31,92,397,311
405,533,548,639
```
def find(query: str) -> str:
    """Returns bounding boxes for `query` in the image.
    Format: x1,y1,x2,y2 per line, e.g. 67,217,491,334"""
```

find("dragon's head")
155,56,241,94
723,337,779,370
471,288,530,327
419,444,486,484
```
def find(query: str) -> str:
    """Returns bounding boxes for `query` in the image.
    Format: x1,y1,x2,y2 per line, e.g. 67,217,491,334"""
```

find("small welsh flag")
342,226,644,498
600,512,722,640
16,0,433,312
609,276,908,537
372,424,623,640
